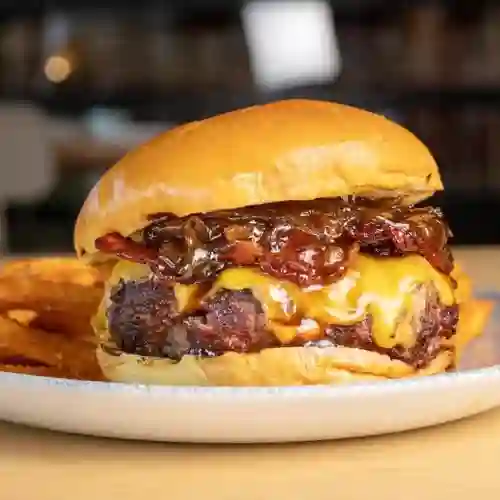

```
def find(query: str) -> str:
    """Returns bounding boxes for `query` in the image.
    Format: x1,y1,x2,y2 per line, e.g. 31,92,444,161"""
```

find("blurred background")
0,0,499,254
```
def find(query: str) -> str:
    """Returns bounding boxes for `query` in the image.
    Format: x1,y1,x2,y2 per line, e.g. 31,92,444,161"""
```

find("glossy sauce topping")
95,197,454,287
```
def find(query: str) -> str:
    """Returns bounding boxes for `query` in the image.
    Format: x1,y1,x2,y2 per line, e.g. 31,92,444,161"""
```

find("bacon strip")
95,232,158,264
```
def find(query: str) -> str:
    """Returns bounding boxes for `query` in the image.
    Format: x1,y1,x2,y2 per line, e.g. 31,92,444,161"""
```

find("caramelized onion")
96,198,454,286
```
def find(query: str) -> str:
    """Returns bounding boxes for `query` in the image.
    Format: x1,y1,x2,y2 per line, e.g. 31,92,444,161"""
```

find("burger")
74,99,489,386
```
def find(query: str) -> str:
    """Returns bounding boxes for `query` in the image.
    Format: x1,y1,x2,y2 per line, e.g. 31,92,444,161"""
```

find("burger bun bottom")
97,345,453,387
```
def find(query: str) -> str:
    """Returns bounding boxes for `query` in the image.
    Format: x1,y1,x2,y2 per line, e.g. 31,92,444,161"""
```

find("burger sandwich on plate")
74,99,488,386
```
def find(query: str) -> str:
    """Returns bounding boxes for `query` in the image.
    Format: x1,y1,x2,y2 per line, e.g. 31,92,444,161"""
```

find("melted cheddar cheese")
96,255,457,349
301,255,455,348
109,259,151,285
208,268,302,323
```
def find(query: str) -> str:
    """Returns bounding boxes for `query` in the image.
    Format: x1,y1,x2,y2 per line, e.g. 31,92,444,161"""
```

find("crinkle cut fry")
0,257,106,340
0,315,103,381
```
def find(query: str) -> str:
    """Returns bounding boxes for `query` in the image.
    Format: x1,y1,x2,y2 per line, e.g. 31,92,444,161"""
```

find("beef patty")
107,278,458,368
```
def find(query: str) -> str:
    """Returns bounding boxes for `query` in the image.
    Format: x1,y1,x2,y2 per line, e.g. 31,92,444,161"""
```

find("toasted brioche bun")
96,345,453,387
75,99,442,259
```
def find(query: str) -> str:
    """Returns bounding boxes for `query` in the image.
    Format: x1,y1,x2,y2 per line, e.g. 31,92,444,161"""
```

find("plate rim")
1,363,500,400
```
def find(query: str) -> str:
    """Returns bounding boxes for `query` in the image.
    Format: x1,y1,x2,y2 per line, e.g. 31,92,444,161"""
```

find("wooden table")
1,246,499,500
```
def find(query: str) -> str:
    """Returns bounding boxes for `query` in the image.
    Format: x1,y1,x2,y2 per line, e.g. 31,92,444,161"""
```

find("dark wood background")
3,0,500,253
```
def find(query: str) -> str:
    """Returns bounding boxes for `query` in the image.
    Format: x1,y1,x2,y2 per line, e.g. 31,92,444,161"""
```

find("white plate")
0,296,499,444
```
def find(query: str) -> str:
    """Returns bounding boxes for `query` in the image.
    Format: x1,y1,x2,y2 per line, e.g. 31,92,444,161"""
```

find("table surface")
1,246,500,500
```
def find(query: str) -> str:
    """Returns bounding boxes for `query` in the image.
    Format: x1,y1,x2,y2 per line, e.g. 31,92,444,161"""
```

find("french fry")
6,309,37,326
29,310,96,340
6,309,95,341
0,257,108,381
0,364,69,378
0,314,103,381
0,257,105,287
452,262,473,304
454,299,494,362
0,315,65,366
0,257,105,340
0,277,102,319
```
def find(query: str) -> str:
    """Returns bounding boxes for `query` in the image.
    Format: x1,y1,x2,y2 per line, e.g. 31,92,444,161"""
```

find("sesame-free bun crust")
75,99,442,258
97,346,452,387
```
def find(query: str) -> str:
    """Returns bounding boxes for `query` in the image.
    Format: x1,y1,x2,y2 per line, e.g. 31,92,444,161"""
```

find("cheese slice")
269,318,320,344
207,255,455,349
209,267,302,323
301,255,455,348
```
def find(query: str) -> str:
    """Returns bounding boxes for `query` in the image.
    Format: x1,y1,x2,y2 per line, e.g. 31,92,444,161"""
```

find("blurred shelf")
0,0,494,26
390,87,500,107
54,139,126,171
48,116,169,171
7,83,500,124
0,0,393,17
0,0,496,15
4,89,244,123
